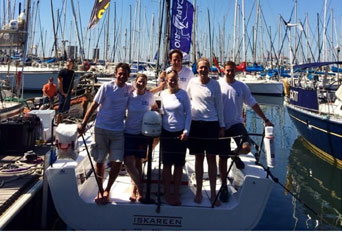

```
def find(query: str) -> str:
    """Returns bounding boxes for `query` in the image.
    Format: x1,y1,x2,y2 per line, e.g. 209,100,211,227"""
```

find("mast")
191,0,197,64
294,0,297,63
137,0,141,68
148,13,155,62
112,2,116,62
233,0,237,61
242,0,246,63
105,2,110,61
331,9,333,61
155,0,165,77
162,0,170,68
317,13,320,62
50,0,58,59
207,8,213,58
323,0,327,61
70,0,84,61
7,0,11,24
20,0,32,98
77,1,85,60
129,4,132,63
305,13,310,62
124,28,127,62
236,3,240,63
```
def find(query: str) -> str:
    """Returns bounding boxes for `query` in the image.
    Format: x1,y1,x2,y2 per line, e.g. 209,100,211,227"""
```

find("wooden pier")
0,146,49,229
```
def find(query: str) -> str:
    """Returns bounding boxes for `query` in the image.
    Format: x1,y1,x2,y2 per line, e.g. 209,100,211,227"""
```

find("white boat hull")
0,66,83,91
236,75,284,96
46,129,273,230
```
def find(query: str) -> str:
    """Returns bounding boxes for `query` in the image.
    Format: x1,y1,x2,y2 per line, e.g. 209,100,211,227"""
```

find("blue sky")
2,0,342,62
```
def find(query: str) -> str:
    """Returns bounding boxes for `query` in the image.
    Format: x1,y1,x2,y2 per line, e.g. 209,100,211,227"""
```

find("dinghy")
46,125,274,230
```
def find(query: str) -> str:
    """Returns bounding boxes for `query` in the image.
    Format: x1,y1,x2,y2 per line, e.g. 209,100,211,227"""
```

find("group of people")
77,49,273,206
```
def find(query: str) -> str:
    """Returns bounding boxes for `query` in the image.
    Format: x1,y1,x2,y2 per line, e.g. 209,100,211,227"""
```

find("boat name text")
290,89,298,102
133,215,182,227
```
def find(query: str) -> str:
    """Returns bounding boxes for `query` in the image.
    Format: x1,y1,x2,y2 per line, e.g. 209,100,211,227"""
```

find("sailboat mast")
233,0,237,61
20,0,32,98
137,0,141,69
242,0,246,63
148,13,155,62
105,3,110,61
207,8,212,58
129,4,132,63
50,0,58,59
294,0,297,63
155,0,165,77
323,0,327,61
191,0,197,64
70,0,84,61
162,0,170,68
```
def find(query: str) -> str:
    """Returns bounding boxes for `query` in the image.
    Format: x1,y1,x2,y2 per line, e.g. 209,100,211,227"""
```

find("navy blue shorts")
160,129,187,166
219,123,251,158
58,92,71,113
188,120,221,155
124,133,152,158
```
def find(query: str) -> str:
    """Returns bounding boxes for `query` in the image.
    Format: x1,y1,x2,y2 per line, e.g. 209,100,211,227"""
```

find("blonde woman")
160,70,191,205
124,73,157,202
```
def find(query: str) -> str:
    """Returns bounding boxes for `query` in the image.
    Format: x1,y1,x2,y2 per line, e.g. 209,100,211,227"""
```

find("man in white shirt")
78,63,134,205
218,61,273,203
151,49,194,93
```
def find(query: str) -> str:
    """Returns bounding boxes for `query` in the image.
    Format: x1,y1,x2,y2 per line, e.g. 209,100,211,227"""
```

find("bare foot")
129,185,137,202
173,196,181,206
211,197,221,207
165,193,179,206
101,190,111,205
194,192,202,204
94,192,103,205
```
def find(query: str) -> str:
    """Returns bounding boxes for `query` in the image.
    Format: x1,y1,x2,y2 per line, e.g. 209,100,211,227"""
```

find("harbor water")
7,93,342,230
251,95,341,230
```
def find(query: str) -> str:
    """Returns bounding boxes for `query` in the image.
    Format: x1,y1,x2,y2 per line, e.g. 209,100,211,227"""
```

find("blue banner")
170,0,194,54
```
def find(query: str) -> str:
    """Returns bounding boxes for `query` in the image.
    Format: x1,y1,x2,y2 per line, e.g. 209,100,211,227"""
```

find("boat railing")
50,130,271,209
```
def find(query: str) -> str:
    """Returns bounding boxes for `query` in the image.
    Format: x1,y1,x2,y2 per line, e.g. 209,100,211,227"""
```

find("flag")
88,0,111,29
170,0,194,54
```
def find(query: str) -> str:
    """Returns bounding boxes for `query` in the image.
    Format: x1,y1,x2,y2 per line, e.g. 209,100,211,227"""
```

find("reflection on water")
286,137,342,229
247,95,342,230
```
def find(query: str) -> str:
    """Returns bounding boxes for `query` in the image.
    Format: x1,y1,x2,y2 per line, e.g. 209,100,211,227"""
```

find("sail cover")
170,0,194,54
88,0,111,29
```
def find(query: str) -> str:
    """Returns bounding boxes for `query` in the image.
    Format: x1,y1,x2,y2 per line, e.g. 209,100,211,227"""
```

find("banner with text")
170,0,194,54
88,0,111,29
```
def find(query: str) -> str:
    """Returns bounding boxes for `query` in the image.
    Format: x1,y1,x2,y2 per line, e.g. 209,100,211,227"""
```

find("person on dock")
151,49,194,93
160,70,191,206
57,58,75,124
124,73,158,202
78,63,134,205
186,57,225,206
218,61,274,203
42,77,57,109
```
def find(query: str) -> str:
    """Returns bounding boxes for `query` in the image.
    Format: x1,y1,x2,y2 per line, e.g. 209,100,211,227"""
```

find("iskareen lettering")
133,215,182,227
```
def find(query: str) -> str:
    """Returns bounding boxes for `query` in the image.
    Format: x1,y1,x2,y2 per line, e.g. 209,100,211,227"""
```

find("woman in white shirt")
160,70,191,206
124,74,157,202
187,58,225,206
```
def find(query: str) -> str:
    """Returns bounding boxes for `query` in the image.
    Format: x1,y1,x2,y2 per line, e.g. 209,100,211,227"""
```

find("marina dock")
0,146,49,229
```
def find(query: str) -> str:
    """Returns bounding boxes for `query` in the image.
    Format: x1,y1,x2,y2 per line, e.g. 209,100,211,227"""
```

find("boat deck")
75,142,266,209
0,146,49,229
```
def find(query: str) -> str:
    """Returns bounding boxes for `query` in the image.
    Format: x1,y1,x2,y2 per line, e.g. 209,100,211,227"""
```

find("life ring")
83,61,90,71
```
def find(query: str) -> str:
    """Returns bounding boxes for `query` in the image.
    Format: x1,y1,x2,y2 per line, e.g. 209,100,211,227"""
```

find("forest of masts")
1,0,341,67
